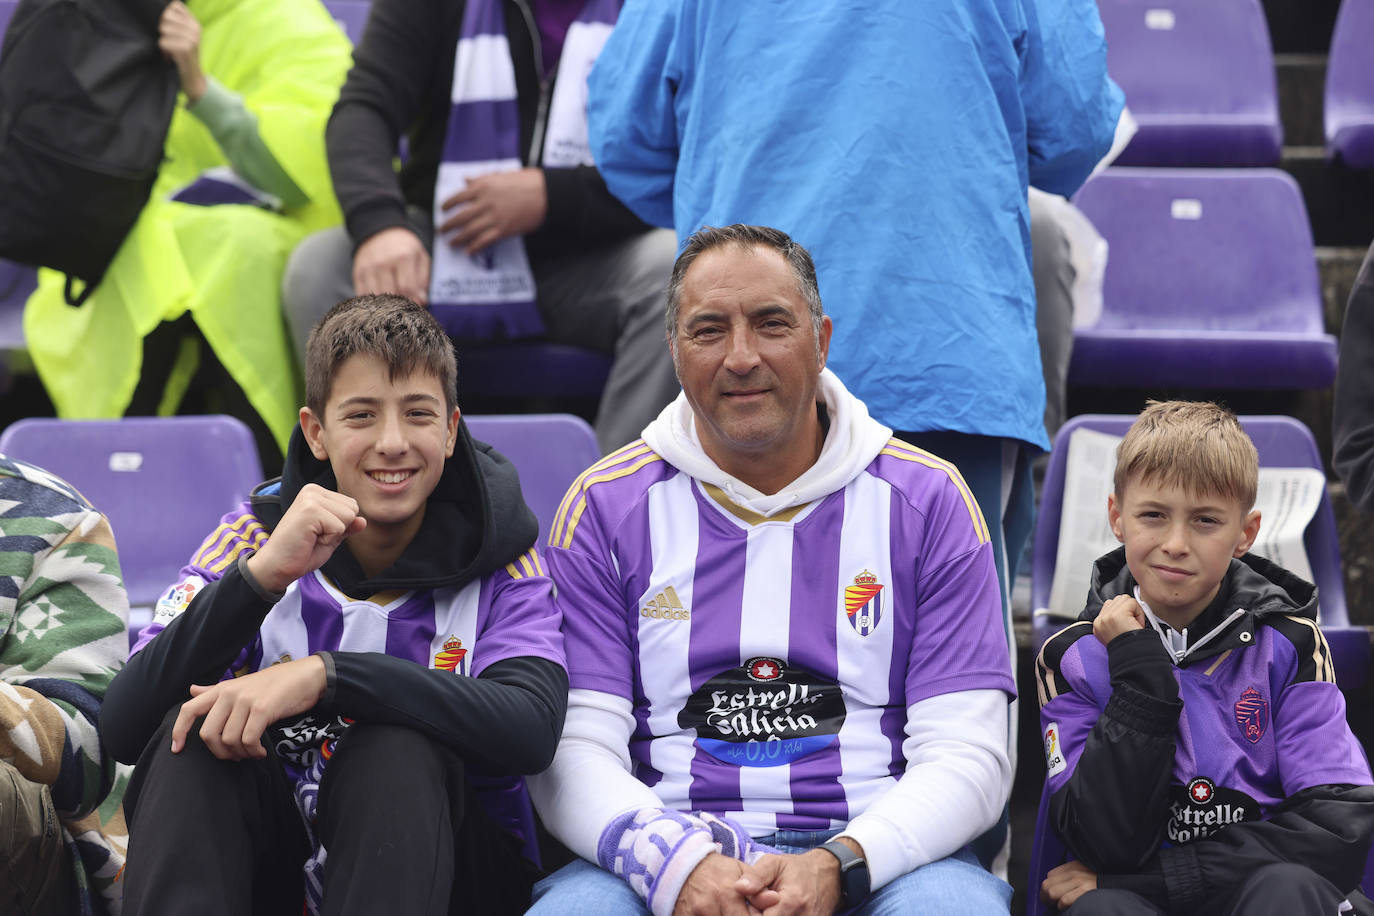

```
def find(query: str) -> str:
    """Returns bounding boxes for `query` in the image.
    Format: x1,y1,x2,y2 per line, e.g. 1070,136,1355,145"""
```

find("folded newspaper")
1040,428,1325,622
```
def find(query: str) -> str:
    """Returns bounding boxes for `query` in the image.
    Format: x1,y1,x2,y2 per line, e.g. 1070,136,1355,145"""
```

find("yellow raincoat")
23,0,352,453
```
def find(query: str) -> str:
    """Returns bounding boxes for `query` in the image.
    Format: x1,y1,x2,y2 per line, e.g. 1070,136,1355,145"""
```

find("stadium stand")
0,415,263,638
1030,414,1368,689
1325,0,1374,167
1068,167,1337,390
1099,0,1282,166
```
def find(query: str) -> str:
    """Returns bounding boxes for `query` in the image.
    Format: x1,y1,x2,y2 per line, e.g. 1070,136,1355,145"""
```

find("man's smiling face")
671,243,832,468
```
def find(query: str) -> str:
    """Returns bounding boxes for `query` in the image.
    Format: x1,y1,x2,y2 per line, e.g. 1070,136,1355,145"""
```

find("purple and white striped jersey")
133,500,562,786
547,438,1016,836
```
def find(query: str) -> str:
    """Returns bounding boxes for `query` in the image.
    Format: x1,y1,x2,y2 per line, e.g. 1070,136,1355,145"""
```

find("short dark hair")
304,294,458,418
665,224,824,343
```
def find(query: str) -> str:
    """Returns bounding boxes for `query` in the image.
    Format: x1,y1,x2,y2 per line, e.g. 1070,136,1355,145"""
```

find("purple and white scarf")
428,0,621,338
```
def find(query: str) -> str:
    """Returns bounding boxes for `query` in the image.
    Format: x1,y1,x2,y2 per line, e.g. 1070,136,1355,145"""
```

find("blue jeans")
527,832,1012,915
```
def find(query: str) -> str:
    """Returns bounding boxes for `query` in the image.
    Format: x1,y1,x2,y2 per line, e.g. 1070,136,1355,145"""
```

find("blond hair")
1113,400,1258,510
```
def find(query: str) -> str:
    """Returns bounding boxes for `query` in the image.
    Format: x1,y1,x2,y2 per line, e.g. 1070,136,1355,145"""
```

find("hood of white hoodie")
641,368,893,518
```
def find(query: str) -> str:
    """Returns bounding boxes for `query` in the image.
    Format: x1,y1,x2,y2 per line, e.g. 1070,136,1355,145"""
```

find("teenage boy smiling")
103,295,566,916
1036,401,1374,916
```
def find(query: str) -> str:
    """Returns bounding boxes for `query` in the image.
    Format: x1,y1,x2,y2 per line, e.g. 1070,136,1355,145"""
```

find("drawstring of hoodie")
1134,586,1247,665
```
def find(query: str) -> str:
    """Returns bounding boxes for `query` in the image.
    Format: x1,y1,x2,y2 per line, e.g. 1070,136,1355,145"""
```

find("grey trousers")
0,761,76,916
1029,192,1077,441
282,216,682,453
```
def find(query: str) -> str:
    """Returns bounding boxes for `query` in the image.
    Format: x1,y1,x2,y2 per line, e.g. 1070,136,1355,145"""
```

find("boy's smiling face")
1108,474,1261,630
300,353,459,546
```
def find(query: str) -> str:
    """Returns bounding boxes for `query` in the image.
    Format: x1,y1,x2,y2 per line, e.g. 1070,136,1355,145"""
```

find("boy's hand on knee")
171,655,328,760
1042,860,1097,910
1094,595,1146,647
246,484,365,595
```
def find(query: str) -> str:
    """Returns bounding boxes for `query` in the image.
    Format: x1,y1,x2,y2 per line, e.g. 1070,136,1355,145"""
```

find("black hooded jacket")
1036,548,1374,913
103,422,568,775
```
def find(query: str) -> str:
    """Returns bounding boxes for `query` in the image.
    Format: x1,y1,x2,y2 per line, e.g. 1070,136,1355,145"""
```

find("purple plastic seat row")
1099,0,1282,166
0,416,266,640
1069,167,1336,390
1326,0,1374,167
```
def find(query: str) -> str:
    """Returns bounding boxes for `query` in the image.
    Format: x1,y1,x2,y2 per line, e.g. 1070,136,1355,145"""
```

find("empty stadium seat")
1326,0,1374,167
0,416,264,636
1030,414,1368,689
1098,0,1282,166
464,413,600,546
1069,168,1336,390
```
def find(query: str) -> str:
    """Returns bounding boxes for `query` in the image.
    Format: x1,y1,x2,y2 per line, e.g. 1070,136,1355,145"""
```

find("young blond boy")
101,295,566,915
1036,401,1374,915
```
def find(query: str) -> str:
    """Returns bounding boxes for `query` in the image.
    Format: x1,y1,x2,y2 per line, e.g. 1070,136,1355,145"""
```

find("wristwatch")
818,839,870,908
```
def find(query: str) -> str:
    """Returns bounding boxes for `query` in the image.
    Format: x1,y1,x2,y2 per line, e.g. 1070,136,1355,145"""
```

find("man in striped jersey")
528,225,1016,915
101,295,567,915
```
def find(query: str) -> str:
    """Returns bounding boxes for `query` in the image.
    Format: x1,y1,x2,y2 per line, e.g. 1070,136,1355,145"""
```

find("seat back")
321,0,369,43
1069,168,1335,388
1030,414,1366,685
1325,0,1374,166
0,416,264,616
463,413,600,546
1098,0,1281,165
1074,169,1321,334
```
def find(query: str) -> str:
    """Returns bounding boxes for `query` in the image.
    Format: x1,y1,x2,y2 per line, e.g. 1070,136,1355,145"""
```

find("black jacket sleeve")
320,651,567,774
102,563,275,764
1049,628,1183,871
1335,243,1374,515
1099,784,1374,912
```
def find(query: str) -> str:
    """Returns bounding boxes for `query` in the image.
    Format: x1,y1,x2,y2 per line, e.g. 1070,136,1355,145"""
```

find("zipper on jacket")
512,0,553,165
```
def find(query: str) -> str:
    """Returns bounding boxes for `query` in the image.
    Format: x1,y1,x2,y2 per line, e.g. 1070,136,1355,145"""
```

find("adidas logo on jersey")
642,586,690,620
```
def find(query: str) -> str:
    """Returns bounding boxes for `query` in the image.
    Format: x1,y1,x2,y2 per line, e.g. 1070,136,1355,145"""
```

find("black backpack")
0,0,177,305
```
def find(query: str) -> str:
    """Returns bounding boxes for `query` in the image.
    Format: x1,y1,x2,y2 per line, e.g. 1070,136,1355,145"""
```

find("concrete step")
1281,145,1374,247
1276,53,1327,149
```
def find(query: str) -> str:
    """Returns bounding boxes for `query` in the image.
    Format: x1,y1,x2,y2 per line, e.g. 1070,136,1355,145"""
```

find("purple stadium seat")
1069,168,1336,390
0,416,264,638
0,0,15,35
1326,0,1374,167
1030,415,1368,689
321,0,369,44
1099,0,1282,166
463,413,600,546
